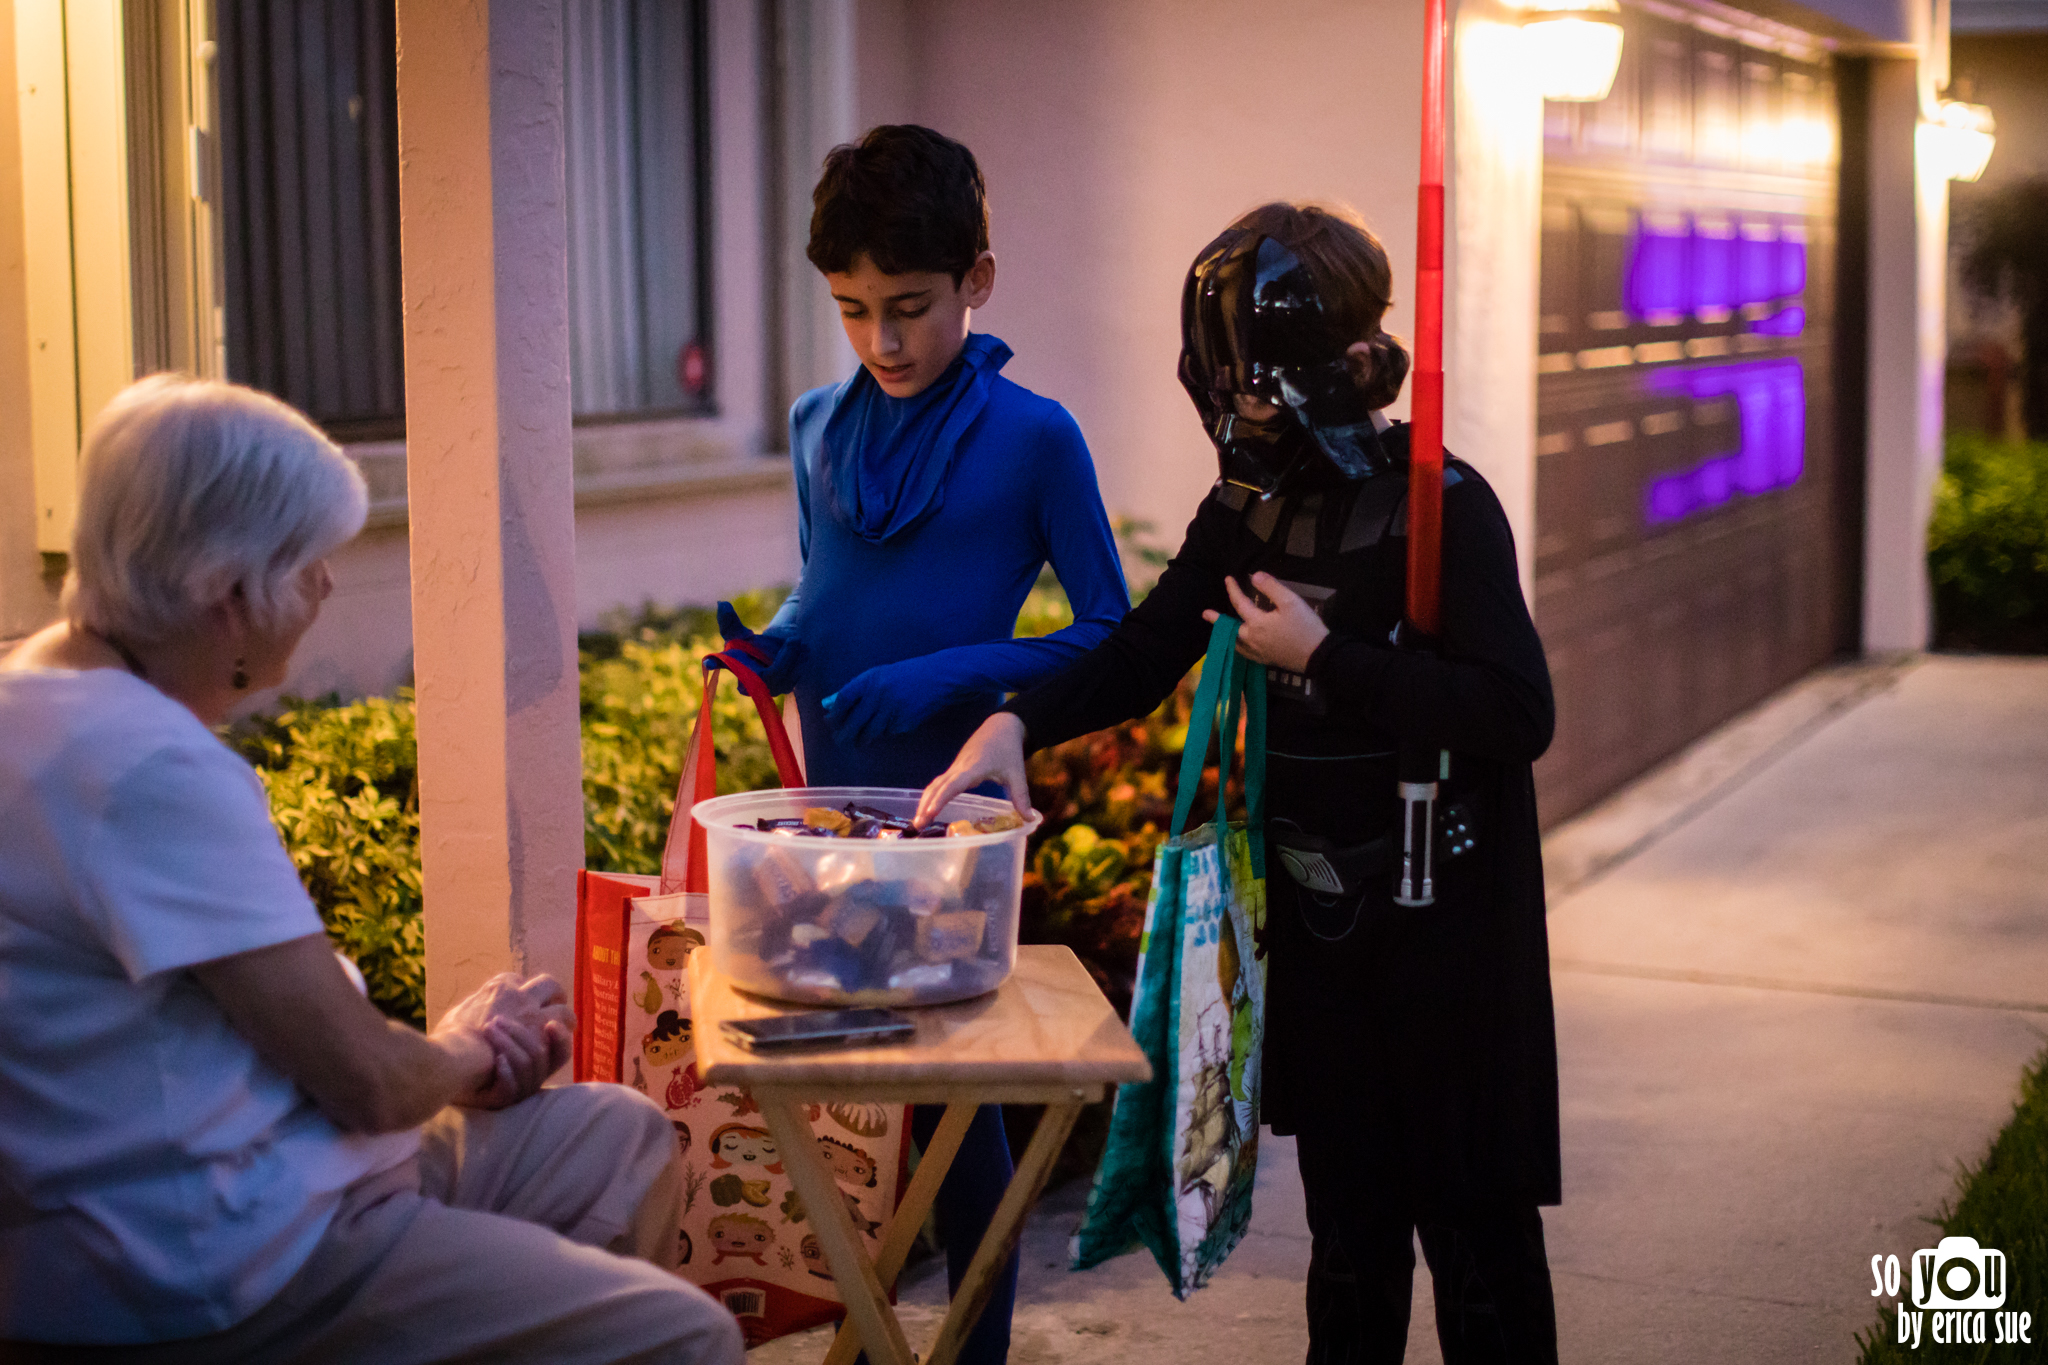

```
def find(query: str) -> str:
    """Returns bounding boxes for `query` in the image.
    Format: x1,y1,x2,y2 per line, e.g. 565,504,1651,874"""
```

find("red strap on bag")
657,651,804,896
726,637,772,666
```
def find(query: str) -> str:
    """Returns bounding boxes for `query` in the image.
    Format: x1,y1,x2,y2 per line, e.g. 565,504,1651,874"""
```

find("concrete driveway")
751,655,2048,1364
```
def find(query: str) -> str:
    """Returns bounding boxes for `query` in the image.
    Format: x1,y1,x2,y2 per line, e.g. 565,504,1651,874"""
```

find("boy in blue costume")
721,124,1128,1364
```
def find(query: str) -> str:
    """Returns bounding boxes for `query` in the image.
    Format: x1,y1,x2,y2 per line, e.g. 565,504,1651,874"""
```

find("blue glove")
716,601,804,695
821,659,954,749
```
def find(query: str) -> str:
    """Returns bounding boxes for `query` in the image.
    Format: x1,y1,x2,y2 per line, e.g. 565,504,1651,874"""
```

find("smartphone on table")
719,1007,916,1053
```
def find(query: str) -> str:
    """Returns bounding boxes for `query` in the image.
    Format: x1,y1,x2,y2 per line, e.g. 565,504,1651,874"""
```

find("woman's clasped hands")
432,973,576,1110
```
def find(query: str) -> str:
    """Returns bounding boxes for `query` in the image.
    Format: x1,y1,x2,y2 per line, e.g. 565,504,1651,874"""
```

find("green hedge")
231,587,795,1027
579,587,794,877
1855,1044,2048,1362
236,693,426,1024
232,567,1215,1029
1929,433,2048,653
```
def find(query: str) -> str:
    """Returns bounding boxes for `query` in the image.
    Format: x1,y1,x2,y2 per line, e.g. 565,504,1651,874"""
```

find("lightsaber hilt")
1394,780,1436,907
1394,742,1447,908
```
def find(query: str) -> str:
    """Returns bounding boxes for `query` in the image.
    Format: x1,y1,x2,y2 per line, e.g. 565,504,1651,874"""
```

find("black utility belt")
1270,801,1477,899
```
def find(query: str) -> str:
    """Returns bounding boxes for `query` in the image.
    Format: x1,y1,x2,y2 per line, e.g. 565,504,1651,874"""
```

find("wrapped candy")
916,910,986,962
743,800,1020,841
701,790,1031,1006
801,807,854,836
747,846,813,907
822,900,883,948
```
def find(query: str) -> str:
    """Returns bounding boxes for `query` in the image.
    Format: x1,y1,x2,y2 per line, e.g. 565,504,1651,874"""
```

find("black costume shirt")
1006,424,1563,1213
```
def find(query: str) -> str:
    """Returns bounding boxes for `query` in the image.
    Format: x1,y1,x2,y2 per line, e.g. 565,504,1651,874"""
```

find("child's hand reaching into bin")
915,712,1032,828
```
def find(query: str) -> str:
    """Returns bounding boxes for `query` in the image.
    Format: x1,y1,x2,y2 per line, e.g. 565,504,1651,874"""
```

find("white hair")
63,375,369,645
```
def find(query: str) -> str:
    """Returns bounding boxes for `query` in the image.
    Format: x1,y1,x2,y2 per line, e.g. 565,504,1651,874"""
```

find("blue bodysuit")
764,334,1129,787
760,334,1126,1365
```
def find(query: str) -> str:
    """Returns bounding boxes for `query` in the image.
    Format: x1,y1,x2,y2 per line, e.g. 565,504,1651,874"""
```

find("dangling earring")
231,657,249,690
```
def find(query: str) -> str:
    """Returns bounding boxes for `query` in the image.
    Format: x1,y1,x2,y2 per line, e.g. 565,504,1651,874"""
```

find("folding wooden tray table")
688,943,1151,1365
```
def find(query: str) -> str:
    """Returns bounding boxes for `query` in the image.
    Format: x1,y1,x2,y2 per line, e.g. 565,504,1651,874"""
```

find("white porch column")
396,0,582,1019
1447,1,1545,606
1861,53,1948,653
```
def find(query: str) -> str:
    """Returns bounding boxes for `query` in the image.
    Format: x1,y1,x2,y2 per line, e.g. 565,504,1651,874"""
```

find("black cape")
1006,425,1561,1214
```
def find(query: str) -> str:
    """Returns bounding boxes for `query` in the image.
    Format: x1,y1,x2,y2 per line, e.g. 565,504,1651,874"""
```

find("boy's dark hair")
807,125,989,285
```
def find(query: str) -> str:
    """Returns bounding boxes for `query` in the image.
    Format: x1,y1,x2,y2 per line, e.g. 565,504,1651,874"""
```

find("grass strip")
1857,1043,2048,1362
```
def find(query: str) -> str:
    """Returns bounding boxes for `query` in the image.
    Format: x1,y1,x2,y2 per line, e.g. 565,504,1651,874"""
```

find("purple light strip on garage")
1642,358,1807,524
1624,217,1807,327
1750,306,1806,337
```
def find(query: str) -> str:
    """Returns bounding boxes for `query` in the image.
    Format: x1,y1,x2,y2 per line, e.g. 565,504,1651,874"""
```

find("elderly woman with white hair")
0,377,742,1364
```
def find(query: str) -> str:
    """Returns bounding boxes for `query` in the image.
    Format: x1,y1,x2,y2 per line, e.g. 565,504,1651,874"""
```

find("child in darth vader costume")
920,202,1562,1365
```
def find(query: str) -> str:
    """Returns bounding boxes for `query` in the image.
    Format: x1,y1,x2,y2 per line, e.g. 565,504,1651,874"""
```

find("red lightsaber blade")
1395,0,1449,909
1408,0,1447,631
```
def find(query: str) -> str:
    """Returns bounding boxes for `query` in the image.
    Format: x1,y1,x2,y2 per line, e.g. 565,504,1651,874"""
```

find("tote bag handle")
656,651,805,896
1168,615,1267,847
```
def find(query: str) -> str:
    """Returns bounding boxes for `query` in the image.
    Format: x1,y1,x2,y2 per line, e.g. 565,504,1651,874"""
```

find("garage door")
1531,2,1860,823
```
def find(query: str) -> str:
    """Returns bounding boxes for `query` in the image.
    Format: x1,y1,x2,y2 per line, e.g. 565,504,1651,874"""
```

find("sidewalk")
753,655,2048,1364
1539,654,2048,1364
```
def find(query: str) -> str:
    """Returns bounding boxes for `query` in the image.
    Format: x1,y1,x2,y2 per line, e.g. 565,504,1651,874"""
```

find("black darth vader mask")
1179,231,1392,498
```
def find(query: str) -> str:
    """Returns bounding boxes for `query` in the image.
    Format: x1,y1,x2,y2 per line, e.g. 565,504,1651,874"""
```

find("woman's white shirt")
0,668,416,1344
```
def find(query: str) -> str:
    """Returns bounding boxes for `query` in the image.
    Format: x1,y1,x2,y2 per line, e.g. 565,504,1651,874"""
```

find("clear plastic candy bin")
696,787,1040,1008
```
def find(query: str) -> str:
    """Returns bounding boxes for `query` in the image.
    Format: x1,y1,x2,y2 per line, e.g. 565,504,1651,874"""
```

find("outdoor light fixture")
1519,0,1624,103
1919,99,1997,182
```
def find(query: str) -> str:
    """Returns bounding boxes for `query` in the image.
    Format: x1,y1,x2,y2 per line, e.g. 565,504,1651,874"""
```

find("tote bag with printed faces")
574,650,912,1346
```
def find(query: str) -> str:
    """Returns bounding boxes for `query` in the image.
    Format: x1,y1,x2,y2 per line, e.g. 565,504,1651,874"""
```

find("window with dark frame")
216,0,715,441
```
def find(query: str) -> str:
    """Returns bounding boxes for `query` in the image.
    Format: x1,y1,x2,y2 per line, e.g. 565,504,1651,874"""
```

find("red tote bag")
572,649,912,1346
574,648,798,1084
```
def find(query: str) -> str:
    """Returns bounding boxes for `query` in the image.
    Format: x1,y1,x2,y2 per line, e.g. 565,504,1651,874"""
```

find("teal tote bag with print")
1072,614,1268,1299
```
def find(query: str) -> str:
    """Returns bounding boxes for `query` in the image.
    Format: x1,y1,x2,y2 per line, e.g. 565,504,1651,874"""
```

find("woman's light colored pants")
14,1084,745,1365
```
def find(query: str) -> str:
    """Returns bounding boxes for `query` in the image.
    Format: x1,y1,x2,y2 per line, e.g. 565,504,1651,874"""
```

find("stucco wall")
273,482,803,704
